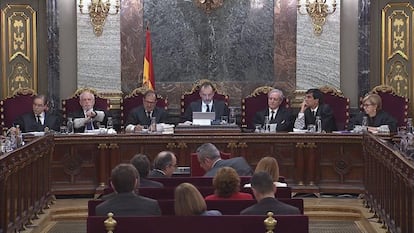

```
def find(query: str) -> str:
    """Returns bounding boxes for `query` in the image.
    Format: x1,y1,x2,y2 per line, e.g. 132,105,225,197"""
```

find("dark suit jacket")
240,197,300,215
148,169,166,178
140,178,164,188
14,112,61,133
253,107,294,132
69,109,108,133
204,157,253,177
348,110,397,132
125,106,168,126
183,100,229,122
304,104,336,132
95,192,161,216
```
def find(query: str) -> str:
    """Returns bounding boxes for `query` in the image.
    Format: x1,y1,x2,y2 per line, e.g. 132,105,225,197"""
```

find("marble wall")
144,0,274,83
296,0,341,90
76,0,122,93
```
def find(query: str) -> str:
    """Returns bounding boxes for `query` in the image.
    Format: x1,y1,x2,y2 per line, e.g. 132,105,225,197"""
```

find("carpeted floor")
46,220,365,233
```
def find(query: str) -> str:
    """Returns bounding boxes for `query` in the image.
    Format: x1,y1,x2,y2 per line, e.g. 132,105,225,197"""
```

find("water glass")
307,124,316,133
220,116,228,125
60,125,68,134
255,124,262,133
107,117,114,129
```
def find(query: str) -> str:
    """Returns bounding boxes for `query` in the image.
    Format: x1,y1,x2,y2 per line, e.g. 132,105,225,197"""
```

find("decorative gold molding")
297,0,337,36
194,0,224,14
1,5,37,98
78,0,120,36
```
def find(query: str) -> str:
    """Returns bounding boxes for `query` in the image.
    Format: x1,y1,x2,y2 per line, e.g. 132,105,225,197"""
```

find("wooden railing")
0,135,54,233
363,133,414,233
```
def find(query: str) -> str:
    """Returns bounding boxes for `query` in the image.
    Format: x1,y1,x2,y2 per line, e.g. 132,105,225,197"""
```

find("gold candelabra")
297,0,337,36
78,0,120,36
195,0,224,14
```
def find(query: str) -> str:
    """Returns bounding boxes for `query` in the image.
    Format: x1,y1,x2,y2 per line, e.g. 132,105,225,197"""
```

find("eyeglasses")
363,103,374,107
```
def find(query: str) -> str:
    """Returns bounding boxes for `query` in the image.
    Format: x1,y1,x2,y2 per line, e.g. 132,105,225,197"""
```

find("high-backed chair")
190,151,231,176
120,87,168,127
319,85,350,131
62,88,110,120
369,85,409,127
241,86,289,129
0,88,37,131
181,79,229,117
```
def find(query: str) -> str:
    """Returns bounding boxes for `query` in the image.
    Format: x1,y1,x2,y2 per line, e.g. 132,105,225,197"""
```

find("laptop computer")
192,112,215,125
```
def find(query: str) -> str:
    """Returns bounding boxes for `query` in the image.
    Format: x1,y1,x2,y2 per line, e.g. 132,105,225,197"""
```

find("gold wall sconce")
194,0,224,14
297,0,337,36
78,0,120,36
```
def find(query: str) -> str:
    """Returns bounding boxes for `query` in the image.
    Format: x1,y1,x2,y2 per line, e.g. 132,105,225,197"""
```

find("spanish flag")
143,26,155,90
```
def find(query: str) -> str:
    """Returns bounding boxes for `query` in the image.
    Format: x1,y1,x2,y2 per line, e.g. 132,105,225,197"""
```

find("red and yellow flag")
143,26,155,90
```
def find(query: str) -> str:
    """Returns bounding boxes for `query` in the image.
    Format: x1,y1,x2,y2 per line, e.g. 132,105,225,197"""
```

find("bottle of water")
229,107,236,125
107,117,113,129
362,116,368,132
315,116,322,133
407,117,413,134
150,117,157,132
15,125,24,147
67,117,74,134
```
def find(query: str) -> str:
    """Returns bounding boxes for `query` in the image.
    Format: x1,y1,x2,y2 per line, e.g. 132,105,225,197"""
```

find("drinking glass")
220,116,228,125
60,125,68,134
307,124,316,132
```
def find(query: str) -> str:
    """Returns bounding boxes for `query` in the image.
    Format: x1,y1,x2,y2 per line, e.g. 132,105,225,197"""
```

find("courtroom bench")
87,213,309,233
88,198,304,216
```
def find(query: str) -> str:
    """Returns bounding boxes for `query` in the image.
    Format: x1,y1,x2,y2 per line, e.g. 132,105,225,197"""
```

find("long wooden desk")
51,132,364,195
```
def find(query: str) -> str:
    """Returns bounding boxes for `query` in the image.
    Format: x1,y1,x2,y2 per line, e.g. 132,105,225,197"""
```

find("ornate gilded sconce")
78,0,120,36
194,0,224,14
297,0,337,36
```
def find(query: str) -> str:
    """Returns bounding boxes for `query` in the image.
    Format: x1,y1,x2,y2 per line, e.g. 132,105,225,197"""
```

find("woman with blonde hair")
174,183,222,216
244,156,287,188
205,167,253,200
348,93,397,133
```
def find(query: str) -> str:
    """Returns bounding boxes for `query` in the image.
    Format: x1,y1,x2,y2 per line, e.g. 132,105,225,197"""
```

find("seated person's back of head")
174,182,221,216
205,167,253,200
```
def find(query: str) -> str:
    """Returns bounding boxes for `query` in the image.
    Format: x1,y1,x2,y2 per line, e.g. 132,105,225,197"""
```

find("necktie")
270,111,275,121
37,115,42,124
312,110,316,116
206,105,210,112
86,121,93,130
147,111,151,119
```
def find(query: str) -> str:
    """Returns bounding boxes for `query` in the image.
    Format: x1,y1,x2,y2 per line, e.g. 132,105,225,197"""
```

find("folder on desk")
192,112,215,126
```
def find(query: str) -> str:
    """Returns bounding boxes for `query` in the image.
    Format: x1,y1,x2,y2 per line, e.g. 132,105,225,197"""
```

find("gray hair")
268,89,284,99
153,151,175,170
196,143,220,162
79,90,95,101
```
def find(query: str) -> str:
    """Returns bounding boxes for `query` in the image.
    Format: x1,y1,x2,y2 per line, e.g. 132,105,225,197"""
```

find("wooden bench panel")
87,214,309,233
88,198,303,216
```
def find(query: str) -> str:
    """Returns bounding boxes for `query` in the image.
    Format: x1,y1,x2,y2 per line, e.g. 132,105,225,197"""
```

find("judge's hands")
300,99,308,113
134,125,144,132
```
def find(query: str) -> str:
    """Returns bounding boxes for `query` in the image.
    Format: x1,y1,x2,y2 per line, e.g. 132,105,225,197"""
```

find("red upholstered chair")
368,85,409,127
0,88,37,132
319,85,350,130
120,87,168,127
181,79,229,117
241,86,289,129
190,151,231,176
62,88,110,120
